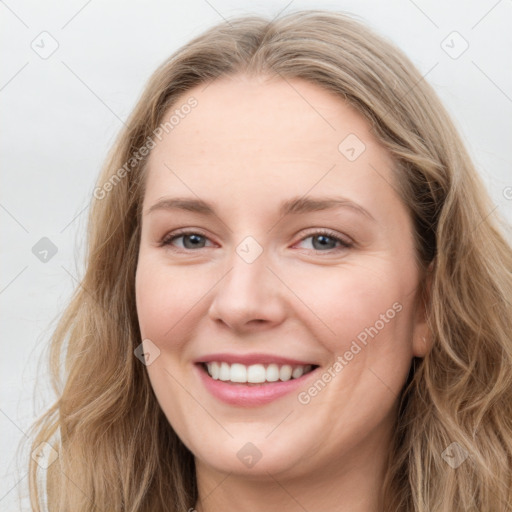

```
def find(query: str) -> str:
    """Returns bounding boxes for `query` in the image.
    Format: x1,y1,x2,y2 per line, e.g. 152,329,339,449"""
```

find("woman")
26,10,512,512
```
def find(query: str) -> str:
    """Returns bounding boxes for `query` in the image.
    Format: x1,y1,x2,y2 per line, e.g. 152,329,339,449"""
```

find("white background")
1,0,511,509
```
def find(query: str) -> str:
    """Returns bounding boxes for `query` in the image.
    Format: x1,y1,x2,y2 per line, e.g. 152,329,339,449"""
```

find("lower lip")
195,363,319,407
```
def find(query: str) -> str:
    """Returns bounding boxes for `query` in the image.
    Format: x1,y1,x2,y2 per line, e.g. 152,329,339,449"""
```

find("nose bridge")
220,239,270,306
208,235,285,327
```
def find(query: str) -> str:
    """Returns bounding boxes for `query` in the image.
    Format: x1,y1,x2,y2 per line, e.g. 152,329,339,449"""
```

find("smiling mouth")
200,361,319,385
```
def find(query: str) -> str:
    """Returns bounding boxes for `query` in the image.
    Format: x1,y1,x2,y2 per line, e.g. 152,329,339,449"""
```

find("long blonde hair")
25,10,512,511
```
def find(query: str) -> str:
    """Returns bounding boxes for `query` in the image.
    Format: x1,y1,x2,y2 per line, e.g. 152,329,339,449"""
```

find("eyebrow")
145,195,376,221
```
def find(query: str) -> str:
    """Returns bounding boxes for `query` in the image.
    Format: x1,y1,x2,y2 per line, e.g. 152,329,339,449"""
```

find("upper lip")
194,352,319,366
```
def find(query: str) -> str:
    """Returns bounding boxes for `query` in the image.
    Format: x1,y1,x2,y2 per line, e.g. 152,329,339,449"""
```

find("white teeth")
291,366,304,379
210,362,219,380
230,363,247,383
279,364,292,381
204,361,315,383
247,364,266,383
219,362,230,381
266,364,280,382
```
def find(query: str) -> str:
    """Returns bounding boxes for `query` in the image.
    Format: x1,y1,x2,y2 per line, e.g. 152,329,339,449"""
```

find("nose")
207,248,287,333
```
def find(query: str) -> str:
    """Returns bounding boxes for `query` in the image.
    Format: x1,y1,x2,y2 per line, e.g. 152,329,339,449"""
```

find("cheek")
135,262,169,341
297,264,408,348
135,259,212,348
296,269,414,429
297,264,416,399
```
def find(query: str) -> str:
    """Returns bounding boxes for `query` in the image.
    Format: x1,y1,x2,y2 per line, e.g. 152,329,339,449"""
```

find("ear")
412,265,433,358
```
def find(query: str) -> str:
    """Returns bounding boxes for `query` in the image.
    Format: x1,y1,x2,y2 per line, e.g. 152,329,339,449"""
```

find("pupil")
313,235,335,250
184,234,204,249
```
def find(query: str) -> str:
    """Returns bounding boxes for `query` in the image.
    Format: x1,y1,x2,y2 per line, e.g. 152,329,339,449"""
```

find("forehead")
143,74,398,217
151,74,376,158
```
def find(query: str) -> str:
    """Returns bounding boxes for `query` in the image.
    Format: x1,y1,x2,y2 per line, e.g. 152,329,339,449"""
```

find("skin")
135,73,431,512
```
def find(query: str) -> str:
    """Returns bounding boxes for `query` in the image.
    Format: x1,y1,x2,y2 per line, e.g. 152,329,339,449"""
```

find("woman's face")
135,74,430,481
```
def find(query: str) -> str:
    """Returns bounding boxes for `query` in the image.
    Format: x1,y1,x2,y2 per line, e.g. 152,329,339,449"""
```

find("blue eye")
161,232,212,250
160,229,352,253
297,231,352,251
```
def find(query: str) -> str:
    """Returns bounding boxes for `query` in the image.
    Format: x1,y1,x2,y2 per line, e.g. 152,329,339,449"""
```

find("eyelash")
159,228,353,254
